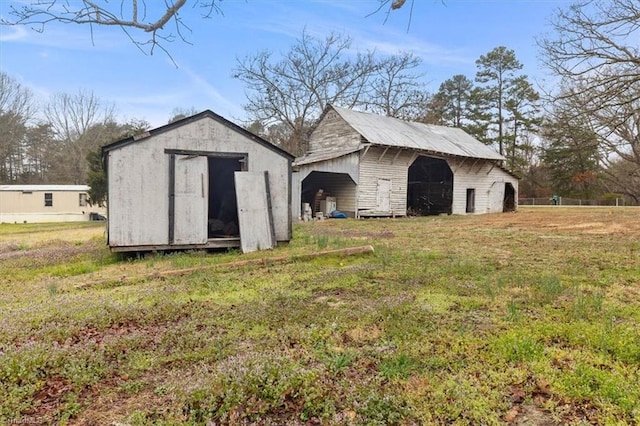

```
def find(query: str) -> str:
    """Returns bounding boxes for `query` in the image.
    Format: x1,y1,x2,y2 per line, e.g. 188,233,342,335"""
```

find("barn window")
44,192,53,207
79,193,88,207
466,188,475,213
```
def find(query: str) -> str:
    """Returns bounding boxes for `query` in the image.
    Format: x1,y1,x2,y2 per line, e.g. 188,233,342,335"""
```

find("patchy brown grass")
1,208,639,425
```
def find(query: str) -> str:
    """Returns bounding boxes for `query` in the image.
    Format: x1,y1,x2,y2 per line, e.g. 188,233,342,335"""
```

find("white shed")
293,106,518,218
102,110,294,253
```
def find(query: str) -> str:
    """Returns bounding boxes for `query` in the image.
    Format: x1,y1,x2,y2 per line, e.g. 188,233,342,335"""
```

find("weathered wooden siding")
107,116,291,247
448,158,519,214
307,109,361,153
296,152,359,184
108,141,170,246
358,147,414,216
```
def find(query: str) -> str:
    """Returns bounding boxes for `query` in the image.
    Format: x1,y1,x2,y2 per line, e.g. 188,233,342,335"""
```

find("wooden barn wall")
296,153,359,184
358,146,414,216
107,117,291,247
447,158,519,214
307,110,361,153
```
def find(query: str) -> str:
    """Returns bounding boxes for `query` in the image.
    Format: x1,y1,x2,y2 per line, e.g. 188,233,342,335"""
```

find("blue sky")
0,0,570,128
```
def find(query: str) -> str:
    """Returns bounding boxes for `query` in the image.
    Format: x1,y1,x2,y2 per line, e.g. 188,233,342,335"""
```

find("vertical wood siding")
447,158,519,214
107,116,291,247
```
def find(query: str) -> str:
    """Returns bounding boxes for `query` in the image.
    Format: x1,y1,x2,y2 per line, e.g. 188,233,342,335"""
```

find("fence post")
559,197,562,206
616,198,619,207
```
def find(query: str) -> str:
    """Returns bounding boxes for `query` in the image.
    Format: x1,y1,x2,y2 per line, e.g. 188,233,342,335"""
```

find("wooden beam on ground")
76,245,375,289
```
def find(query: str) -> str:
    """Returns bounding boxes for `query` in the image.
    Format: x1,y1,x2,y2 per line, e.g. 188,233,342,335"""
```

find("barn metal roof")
294,147,361,166
0,185,90,192
331,106,505,161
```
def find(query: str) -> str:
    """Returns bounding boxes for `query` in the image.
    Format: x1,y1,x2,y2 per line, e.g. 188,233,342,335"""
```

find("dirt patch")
474,207,640,237
0,239,104,267
511,404,558,425
30,376,74,422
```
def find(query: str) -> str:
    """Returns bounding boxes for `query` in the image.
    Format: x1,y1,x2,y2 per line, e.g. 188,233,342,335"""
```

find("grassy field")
1,208,639,425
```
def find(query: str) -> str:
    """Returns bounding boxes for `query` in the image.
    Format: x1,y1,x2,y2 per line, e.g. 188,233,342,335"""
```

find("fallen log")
76,245,374,289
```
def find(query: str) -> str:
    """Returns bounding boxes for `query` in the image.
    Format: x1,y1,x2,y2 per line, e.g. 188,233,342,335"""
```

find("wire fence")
519,197,633,206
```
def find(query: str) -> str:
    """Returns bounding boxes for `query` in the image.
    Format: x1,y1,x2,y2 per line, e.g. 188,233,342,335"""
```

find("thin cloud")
0,25,28,42
178,62,245,118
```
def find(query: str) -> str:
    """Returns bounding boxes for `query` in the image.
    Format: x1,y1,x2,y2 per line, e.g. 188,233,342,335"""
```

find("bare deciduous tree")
366,52,430,120
233,30,380,156
2,1,414,56
45,90,115,183
539,0,640,202
0,72,36,183
1,0,222,56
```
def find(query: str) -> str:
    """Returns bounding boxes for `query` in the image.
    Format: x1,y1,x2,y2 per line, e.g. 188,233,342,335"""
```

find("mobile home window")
44,192,53,207
79,193,88,207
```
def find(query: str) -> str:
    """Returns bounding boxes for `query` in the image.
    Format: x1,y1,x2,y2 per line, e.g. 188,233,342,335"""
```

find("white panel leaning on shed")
235,172,276,253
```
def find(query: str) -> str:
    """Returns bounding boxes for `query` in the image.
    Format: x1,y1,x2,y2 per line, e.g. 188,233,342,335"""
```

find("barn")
292,106,518,219
102,110,294,253
0,185,106,223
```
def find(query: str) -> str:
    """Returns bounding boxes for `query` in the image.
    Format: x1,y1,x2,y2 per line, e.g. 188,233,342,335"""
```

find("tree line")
1,0,638,204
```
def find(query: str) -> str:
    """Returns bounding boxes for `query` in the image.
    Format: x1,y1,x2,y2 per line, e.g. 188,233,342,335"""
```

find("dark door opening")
466,188,476,213
208,157,243,238
503,182,516,212
301,171,357,218
407,156,453,215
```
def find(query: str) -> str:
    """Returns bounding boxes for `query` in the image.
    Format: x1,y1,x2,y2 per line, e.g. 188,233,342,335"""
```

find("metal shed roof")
331,106,505,161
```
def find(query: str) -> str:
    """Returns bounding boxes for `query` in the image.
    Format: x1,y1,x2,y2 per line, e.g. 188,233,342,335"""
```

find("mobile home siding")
448,158,518,214
0,185,105,223
358,147,414,216
107,115,291,248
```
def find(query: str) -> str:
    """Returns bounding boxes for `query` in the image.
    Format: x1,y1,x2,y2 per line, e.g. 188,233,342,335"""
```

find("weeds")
1,209,639,424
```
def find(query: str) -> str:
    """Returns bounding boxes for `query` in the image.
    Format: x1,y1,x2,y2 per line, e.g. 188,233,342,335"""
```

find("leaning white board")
234,171,276,253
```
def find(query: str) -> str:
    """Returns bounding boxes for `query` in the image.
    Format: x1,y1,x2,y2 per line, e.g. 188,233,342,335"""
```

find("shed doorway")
503,182,516,212
207,156,244,239
407,156,453,215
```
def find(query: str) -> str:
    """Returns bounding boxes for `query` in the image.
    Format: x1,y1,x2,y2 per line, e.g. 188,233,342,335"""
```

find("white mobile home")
293,106,518,218
0,185,106,223
102,110,294,253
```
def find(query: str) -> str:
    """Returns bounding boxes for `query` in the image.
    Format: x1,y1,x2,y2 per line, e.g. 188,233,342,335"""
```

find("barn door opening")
503,182,516,212
407,156,453,215
207,156,244,239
